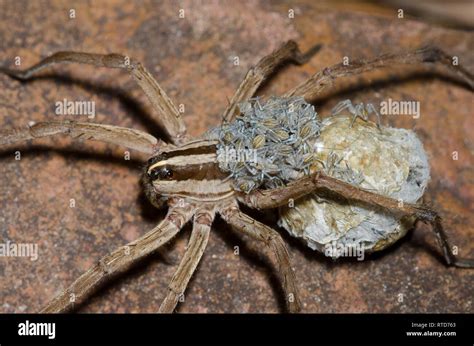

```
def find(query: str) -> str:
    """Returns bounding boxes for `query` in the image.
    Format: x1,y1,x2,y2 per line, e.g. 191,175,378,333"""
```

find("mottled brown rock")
0,0,472,313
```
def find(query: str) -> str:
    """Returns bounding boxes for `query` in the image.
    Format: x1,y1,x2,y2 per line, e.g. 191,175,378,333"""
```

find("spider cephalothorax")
1,40,473,313
142,140,233,203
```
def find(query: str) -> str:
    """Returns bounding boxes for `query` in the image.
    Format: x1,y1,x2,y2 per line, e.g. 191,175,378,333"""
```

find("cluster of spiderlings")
216,96,321,193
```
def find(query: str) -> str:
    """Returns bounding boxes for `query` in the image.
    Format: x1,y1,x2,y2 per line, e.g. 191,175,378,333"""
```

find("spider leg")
357,104,367,120
332,100,382,129
223,40,322,123
219,202,301,313
159,205,215,313
0,51,186,142
284,45,474,101
331,99,363,128
41,200,194,313
331,99,356,116
0,120,163,154
352,103,368,128
239,172,474,268
365,103,382,129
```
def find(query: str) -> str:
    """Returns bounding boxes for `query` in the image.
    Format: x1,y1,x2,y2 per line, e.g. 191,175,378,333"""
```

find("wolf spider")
1,40,473,313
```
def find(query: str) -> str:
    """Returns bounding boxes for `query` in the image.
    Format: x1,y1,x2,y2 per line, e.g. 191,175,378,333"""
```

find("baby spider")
331,99,382,128
0,40,473,313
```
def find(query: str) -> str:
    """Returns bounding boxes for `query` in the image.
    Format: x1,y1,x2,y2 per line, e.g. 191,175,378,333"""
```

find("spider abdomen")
278,115,430,257
214,96,430,256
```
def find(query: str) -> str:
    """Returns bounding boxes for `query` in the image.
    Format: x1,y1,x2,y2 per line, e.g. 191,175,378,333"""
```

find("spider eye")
148,168,160,180
162,168,173,179
148,167,173,180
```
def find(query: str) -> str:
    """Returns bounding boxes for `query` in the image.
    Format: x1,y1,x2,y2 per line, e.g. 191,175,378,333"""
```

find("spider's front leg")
159,205,215,313
41,200,194,313
285,45,474,101
0,120,163,154
219,202,301,313
0,51,186,142
223,40,322,122
239,172,474,269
